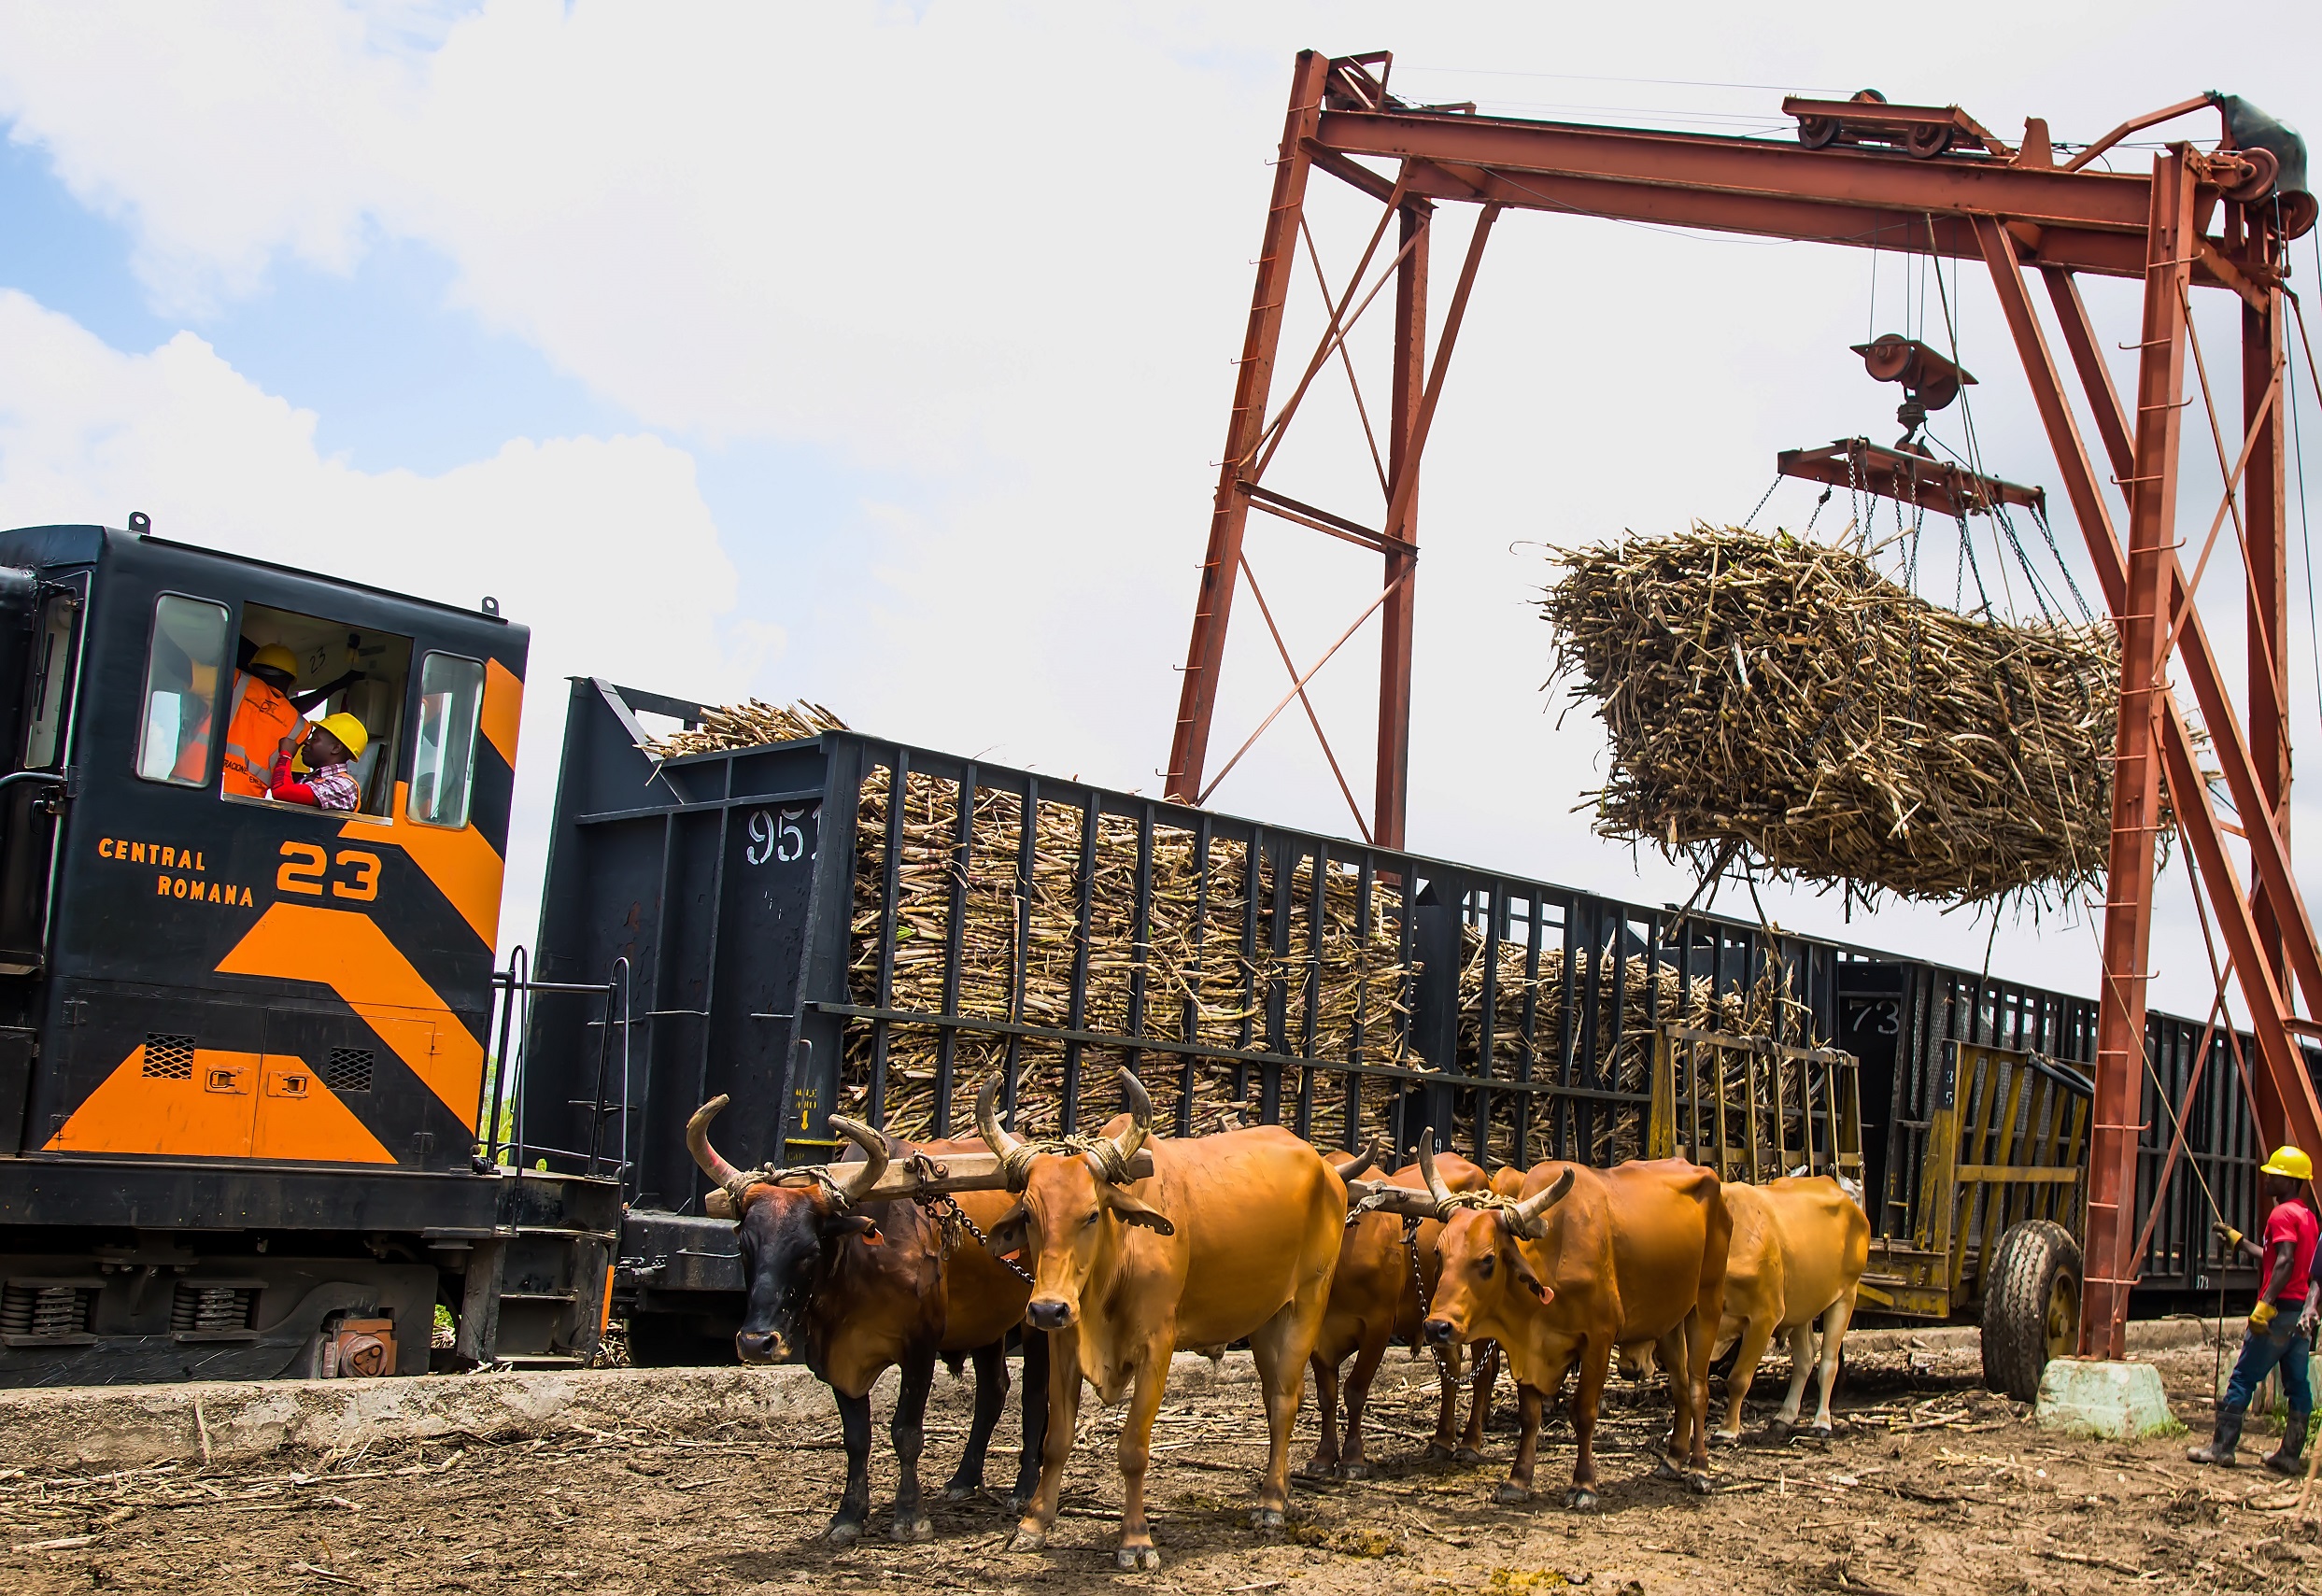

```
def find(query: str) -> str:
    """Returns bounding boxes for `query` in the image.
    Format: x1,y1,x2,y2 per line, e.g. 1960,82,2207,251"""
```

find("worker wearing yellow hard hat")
2188,1146,2319,1473
268,713,369,812
217,642,367,798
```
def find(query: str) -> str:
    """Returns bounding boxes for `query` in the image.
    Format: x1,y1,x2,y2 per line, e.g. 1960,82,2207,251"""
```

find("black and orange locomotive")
0,518,615,1384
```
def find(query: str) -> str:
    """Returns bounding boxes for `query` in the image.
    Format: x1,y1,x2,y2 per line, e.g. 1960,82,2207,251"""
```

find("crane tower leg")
2083,150,2197,1361
1167,50,1331,808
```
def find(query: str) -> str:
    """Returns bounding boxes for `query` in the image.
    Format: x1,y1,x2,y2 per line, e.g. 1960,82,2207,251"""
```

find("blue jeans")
2225,1315,2314,1416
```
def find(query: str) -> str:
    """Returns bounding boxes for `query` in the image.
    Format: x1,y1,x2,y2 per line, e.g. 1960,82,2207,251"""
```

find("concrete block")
2034,1358,2176,1439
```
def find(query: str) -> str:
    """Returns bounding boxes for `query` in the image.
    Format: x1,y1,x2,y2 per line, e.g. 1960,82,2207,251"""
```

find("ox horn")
1105,1069,1154,1177
825,1115,892,1204
687,1095,746,1191
1416,1137,1456,1211
1507,1166,1577,1238
975,1072,1026,1162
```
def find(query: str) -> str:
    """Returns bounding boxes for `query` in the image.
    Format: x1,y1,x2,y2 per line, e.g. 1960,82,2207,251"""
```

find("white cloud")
5,1,2322,1024
0,289,754,947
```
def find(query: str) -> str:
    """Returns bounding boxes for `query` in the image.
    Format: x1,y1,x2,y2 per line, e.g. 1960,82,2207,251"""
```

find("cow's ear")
1104,1187,1176,1236
824,1212,885,1246
986,1202,1030,1258
1509,1248,1553,1304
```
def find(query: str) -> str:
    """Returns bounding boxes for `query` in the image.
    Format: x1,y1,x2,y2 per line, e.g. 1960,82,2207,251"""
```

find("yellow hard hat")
315,713,369,761
2262,1146,2313,1180
248,644,298,676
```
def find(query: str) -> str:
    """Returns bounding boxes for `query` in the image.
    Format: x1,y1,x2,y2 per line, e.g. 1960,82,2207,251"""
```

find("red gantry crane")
1163,50,2322,1360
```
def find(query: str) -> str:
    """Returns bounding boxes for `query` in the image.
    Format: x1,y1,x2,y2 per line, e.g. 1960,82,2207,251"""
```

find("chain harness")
897,1151,1036,1285
1401,1215,1431,1316
1370,1206,1494,1394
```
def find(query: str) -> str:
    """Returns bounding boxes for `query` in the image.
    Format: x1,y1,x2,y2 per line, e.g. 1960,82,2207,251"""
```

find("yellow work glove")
2216,1222,2245,1250
2251,1300,2279,1333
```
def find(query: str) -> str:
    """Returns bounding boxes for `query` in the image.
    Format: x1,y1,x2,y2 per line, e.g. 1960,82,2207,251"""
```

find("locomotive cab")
0,520,616,1385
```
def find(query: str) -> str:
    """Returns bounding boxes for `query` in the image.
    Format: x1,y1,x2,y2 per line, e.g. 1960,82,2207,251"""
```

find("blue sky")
0,124,909,703
4,0,2322,1027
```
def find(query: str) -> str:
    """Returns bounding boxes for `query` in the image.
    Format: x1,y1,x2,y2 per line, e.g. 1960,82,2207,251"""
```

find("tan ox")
1363,1148,1728,1509
1306,1151,1513,1477
979,1070,1345,1571
1710,1178,1868,1438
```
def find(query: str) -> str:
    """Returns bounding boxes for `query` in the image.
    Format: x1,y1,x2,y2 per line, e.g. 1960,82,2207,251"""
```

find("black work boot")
2188,1406,2245,1467
2263,1411,2312,1476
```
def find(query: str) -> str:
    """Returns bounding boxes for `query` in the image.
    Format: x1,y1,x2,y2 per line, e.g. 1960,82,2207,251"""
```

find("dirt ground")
5,1335,2317,1595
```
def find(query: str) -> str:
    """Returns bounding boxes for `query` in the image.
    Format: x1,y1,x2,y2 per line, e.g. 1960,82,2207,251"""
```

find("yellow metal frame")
1649,1024,1864,1183
1650,1027,2090,1321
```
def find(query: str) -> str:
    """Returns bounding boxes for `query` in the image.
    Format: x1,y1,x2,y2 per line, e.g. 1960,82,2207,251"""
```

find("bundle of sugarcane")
841,767,1418,1143
1541,526,2124,910
1454,927,1814,1165
642,698,848,759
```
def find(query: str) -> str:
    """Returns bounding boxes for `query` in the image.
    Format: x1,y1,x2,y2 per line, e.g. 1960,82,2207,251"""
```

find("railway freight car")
518,679,1845,1360
0,520,617,1386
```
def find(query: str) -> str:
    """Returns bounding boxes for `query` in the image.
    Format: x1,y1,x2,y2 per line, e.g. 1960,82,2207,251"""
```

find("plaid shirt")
303,760,362,812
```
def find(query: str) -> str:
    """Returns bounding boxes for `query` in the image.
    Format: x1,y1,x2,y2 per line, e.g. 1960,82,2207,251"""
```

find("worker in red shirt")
2188,1146,2321,1473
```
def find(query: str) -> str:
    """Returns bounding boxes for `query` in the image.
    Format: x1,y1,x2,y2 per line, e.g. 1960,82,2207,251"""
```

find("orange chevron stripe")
343,783,504,949
482,658,523,770
47,1044,393,1164
217,903,484,1127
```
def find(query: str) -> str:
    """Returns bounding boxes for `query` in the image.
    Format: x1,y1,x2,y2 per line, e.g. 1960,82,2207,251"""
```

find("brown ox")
1306,1150,1512,1477
1708,1177,1868,1438
1362,1147,1728,1509
978,1070,1345,1571
687,1100,1044,1544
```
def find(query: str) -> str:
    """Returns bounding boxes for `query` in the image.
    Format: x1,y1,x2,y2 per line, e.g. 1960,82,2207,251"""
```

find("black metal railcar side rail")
819,736,1842,1170
519,687,1845,1208
518,683,2295,1312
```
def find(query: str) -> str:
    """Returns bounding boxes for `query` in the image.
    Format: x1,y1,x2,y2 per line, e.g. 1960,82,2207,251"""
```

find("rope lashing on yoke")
683,1094,889,1219
1345,1141,1577,1241
995,1133,1141,1192
975,1066,1154,1193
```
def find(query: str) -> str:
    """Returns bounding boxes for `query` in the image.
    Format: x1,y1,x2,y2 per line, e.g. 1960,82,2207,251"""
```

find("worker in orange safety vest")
211,644,364,798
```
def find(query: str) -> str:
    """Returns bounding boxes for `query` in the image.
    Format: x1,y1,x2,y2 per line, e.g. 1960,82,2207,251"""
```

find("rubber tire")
1981,1220,2082,1402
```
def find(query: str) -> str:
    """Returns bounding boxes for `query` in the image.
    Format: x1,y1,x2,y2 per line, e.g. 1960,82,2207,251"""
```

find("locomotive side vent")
321,1048,375,1093
172,1283,260,1335
0,1281,99,1341
141,1034,197,1080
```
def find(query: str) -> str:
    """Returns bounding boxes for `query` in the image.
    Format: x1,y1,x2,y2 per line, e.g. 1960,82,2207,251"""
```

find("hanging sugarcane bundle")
1540,525,2137,910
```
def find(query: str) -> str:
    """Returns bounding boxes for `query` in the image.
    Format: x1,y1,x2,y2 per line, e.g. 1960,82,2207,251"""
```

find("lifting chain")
902,1151,1035,1286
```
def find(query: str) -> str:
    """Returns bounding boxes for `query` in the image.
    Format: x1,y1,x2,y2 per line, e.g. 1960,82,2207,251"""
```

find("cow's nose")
736,1329,780,1363
1422,1318,1454,1347
1026,1298,1073,1332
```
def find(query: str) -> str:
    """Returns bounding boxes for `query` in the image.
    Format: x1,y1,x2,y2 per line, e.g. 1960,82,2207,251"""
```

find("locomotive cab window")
408,652,484,829
224,602,412,819
135,595,232,785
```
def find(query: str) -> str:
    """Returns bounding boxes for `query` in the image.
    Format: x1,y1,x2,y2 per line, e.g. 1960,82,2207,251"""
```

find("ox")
977,1069,1345,1571
1707,1177,1868,1438
1306,1149,1511,1477
1360,1146,1728,1508
687,1099,1044,1544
